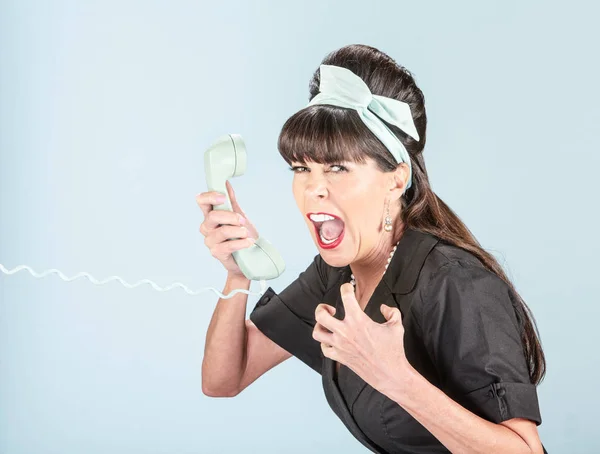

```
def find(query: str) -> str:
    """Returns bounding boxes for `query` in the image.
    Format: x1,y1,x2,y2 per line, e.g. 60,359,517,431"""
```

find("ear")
390,162,410,198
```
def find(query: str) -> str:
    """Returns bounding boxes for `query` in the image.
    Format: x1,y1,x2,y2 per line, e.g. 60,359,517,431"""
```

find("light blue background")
1,1,598,452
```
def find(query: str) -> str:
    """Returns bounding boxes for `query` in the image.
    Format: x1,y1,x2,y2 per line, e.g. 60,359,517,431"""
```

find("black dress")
250,229,546,453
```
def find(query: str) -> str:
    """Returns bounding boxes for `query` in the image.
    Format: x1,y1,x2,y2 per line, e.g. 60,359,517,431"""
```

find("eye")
288,164,349,173
329,164,348,172
288,165,308,173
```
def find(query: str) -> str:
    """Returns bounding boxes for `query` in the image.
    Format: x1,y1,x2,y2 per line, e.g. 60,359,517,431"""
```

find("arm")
385,262,544,453
203,253,330,395
201,273,291,397
386,368,543,454
237,319,292,393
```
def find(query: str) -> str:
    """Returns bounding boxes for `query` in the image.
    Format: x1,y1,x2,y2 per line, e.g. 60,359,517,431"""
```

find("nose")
305,178,328,200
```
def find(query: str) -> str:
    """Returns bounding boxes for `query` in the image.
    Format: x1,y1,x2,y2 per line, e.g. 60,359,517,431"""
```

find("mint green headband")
307,64,420,190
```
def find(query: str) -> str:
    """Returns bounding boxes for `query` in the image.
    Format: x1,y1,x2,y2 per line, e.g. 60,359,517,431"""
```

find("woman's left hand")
313,283,414,396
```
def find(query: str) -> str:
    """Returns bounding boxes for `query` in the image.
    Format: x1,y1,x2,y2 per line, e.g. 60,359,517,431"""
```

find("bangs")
278,105,379,166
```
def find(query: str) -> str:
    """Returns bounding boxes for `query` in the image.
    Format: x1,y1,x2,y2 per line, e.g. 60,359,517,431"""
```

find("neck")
349,225,405,300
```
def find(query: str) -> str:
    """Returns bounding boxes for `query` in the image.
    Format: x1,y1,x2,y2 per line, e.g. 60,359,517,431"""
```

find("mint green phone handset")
204,134,285,281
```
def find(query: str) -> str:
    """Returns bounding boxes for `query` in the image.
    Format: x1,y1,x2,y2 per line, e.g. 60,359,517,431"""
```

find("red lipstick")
306,212,346,250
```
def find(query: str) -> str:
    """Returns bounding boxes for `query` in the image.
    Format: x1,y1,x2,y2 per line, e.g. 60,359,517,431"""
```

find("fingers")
200,207,246,234
195,191,226,217
226,180,247,216
339,282,362,317
203,224,249,249
195,186,256,274
210,237,256,261
196,188,257,261
312,320,334,346
205,209,245,230
226,180,237,205
314,304,344,335
196,188,247,223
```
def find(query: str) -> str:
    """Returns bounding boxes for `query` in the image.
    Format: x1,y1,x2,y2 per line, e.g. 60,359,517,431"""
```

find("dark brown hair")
277,44,546,385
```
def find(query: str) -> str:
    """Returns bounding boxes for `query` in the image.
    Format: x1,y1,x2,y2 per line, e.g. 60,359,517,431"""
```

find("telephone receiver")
204,134,285,281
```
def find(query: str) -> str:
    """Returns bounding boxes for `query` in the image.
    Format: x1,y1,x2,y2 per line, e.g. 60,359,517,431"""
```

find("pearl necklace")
350,240,400,287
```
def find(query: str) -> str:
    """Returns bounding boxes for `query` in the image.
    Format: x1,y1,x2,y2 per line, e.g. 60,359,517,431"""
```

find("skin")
290,157,408,306
291,157,544,453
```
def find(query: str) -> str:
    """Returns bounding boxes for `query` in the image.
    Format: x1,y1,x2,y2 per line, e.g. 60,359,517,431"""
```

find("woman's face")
291,157,407,268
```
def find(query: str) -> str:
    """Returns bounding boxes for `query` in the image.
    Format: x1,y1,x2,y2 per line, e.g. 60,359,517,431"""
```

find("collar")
337,227,440,295
385,228,440,294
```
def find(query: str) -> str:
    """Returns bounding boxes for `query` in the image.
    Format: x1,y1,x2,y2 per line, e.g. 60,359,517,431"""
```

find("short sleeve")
249,253,332,375
417,262,542,425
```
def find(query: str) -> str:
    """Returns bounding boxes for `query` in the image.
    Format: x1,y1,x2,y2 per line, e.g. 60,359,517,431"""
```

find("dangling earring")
384,200,393,232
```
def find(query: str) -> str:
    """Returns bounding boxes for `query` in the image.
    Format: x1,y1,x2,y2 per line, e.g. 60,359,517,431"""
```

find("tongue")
320,219,344,240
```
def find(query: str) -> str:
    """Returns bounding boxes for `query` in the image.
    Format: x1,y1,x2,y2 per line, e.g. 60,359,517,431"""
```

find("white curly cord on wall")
0,263,268,299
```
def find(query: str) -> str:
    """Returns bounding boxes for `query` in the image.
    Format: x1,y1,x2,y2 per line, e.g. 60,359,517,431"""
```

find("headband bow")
307,64,419,190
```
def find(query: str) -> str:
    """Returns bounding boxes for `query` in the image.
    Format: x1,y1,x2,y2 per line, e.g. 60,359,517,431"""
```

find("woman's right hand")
196,180,259,277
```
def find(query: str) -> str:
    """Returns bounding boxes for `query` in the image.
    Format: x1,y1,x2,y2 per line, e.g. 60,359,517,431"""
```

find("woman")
198,44,547,453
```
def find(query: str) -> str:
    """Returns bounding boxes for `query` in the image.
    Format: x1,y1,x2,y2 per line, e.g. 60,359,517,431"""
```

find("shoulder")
413,239,519,323
419,240,509,293
425,239,487,275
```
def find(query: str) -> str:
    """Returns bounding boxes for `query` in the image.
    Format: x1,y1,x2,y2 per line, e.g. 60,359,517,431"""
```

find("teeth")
309,213,342,245
309,213,336,222
319,231,340,244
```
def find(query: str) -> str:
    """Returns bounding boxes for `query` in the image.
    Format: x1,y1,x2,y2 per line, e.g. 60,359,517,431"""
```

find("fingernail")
239,215,246,224
217,195,226,203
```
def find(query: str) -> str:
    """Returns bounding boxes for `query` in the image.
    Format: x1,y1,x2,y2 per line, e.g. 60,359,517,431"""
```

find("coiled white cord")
0,263,267,299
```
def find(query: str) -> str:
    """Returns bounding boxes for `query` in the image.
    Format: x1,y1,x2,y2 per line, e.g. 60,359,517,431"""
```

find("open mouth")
307,213,346,248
